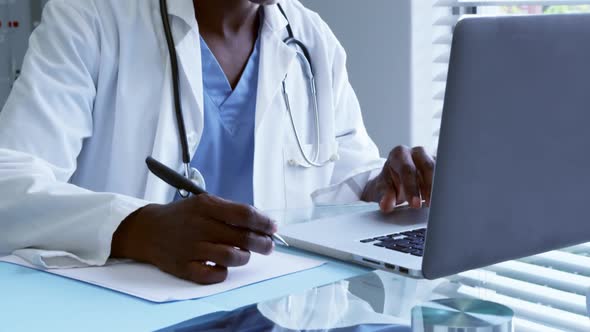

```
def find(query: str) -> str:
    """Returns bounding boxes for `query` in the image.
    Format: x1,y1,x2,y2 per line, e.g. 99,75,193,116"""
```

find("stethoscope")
159,0,333,197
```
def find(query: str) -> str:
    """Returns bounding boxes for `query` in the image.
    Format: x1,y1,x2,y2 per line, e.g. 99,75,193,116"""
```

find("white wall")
411,0,440,154
300,0,413,156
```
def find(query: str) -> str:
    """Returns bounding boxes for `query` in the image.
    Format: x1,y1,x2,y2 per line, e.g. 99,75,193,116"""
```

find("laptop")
280,14,590,279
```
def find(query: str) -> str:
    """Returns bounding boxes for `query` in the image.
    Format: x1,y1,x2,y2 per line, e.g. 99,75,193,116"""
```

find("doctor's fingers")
388,146,421,208
411,147,435,206
205,221,275,255
192,242,251,267
195,195,278,235
379,166,398,214
155,256,229,284
185,262,229,285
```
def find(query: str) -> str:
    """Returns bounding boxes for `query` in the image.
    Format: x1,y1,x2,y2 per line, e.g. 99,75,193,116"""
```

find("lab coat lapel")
168,1,204,133
144,61,181,203
145,1,204,203
255,5,297,132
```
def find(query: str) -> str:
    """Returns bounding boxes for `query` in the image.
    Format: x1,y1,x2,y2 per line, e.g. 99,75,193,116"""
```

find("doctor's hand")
111,194,277,284
361,145,435,214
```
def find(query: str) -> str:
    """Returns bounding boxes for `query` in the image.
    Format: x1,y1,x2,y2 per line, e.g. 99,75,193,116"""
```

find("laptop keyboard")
360,228,426,257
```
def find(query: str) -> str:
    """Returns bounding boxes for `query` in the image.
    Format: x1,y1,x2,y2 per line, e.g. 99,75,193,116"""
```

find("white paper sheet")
0,252,325,303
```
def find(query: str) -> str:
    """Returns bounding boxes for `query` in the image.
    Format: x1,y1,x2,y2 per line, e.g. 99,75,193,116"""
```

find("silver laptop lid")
423,14,590,279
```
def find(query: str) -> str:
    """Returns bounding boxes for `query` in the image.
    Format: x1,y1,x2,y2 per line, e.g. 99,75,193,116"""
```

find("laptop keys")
363,228,426,257
387,245,411,253
410,250,424,256
388,234,405,240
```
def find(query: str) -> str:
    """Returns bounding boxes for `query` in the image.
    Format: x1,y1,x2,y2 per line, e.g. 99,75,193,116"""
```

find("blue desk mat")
0,248,370,332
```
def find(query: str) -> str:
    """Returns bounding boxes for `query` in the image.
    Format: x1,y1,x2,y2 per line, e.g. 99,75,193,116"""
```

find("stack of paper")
0,252,324,303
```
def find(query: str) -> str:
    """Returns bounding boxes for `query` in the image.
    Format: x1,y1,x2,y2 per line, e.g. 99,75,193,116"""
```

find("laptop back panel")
422,14,590,279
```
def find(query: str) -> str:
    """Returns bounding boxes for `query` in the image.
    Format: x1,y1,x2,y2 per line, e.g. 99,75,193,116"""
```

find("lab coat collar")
263,4,289,33
165,0,198,29
255,4,296,132
156,0,203,117
165,3,204,148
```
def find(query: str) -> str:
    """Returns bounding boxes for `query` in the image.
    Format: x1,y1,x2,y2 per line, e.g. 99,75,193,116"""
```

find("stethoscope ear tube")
159,0,191,166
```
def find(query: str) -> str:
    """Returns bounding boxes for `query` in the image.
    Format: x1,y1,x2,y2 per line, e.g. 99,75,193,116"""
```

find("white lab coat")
0,0,384,268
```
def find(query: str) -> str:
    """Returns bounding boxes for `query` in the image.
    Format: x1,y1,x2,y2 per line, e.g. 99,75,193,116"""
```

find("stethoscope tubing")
159,0,331,188
159,0,191,170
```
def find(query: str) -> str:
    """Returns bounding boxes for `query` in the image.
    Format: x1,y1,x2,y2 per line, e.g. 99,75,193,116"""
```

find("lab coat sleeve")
0,1,149,268
311,23,386,205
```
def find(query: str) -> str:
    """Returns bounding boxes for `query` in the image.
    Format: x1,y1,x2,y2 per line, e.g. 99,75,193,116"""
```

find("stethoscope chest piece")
178,167,207,198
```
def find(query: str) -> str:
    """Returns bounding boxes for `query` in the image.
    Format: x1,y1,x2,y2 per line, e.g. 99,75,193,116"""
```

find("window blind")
431,0,590,149
439,243,590,331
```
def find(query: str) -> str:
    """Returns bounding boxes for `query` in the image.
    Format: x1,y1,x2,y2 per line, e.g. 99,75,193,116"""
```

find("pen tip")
273,234,289,247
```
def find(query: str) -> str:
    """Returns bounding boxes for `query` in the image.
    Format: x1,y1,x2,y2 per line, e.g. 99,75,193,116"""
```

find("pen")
146,156,289,246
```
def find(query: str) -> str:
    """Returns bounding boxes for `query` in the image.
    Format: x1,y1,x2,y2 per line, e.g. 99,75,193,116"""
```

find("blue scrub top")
182,36,260,205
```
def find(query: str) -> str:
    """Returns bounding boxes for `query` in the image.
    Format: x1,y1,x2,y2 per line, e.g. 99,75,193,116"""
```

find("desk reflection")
160,271,445,331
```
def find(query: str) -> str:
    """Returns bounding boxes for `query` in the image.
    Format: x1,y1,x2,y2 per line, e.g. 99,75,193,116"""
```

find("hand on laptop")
361,145,435,213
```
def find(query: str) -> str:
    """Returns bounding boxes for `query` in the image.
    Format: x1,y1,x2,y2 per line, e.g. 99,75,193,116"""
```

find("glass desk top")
1,203,589,331
165,204,590,332
159,266,590,331
158,270,440,331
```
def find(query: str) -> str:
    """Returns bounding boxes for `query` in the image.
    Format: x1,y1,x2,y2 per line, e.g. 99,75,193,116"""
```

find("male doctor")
0,0,435,284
